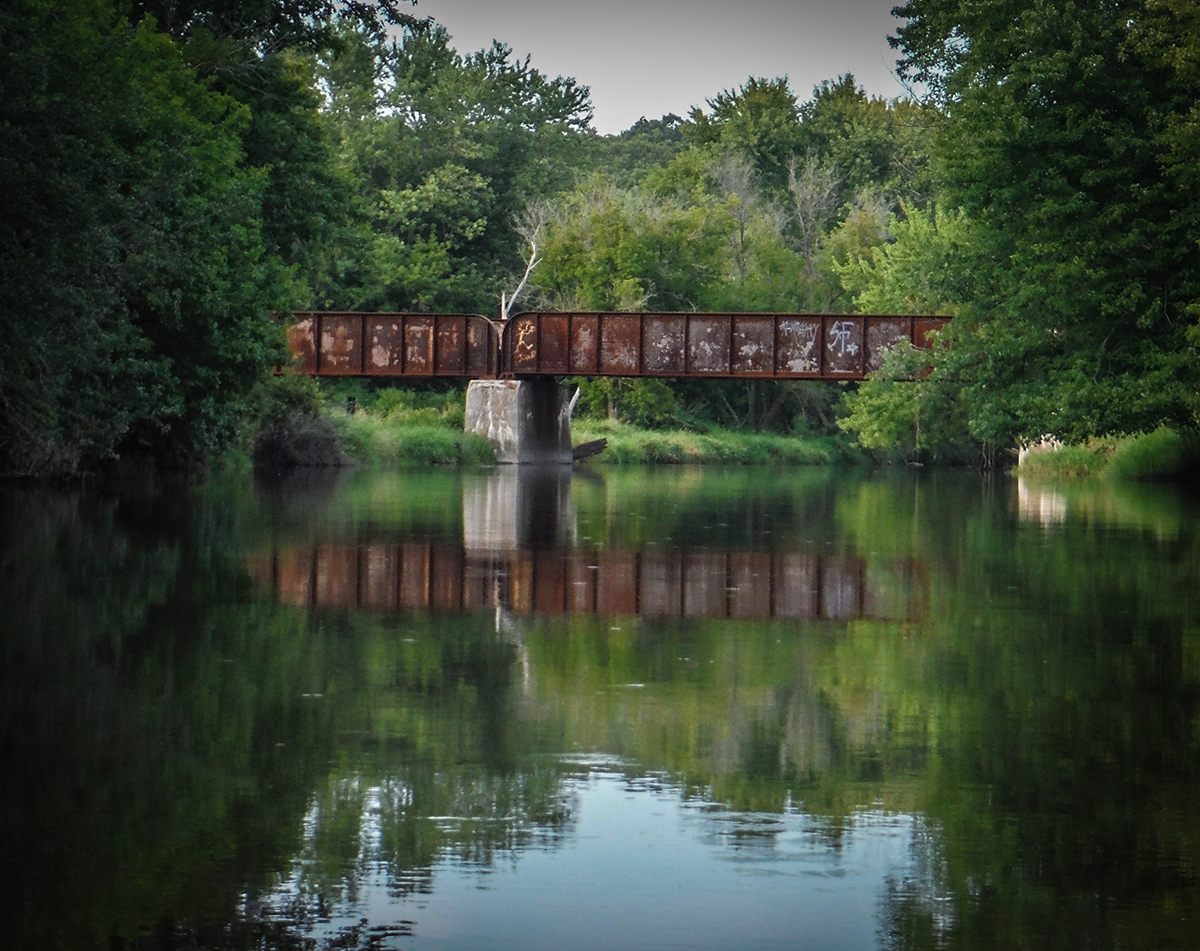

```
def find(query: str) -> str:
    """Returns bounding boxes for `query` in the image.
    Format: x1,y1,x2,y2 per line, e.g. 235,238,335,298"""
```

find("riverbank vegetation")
3,1,1198,476
1016,427,1200,482
256,377,853,468
572,419,856,466
252,377,495,468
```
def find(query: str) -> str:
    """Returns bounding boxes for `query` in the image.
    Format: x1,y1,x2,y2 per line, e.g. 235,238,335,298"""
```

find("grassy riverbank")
331,417,497,466
317,414,854,468
253,379,1200,476
572,419,859,466
252,378,495,467
252,378,861,468
1016,426,1200,481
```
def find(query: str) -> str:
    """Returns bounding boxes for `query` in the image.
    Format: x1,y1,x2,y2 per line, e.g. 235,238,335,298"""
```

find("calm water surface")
2,466,1197,950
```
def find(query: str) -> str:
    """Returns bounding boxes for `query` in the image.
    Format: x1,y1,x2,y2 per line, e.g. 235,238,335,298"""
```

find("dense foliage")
858,0,1200,452
3,0,1196,474
0,0,409,474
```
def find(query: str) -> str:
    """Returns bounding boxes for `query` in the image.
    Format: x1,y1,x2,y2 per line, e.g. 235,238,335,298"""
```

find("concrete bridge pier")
465,377,572,465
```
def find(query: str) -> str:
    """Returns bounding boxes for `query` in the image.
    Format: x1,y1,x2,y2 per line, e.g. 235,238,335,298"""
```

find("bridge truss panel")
501,312,948,380
286,311,499,377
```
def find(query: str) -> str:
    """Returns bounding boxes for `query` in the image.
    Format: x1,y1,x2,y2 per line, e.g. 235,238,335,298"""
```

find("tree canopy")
880,0,1200,446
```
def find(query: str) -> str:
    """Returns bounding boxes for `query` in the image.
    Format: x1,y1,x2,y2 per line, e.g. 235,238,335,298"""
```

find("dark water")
2,466,1198,950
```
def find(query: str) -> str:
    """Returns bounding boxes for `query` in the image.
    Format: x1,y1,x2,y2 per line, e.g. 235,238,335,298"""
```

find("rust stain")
285,311,942,381
283,312,498,378
599,315,642,374
865,318,909,372
436,317,466,374
287,318,316,372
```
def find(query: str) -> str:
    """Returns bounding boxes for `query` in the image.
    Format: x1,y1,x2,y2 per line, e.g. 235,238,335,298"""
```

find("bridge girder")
284,311,947,381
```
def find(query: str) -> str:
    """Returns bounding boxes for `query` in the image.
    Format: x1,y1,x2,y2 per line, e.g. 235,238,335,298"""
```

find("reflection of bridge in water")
255,544,927,623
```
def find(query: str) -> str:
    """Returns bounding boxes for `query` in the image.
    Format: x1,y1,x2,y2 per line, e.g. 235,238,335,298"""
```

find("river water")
2,466,1197,950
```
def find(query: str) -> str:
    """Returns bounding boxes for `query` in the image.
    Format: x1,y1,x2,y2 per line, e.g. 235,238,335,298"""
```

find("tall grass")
1016,427,1199,481
1015,443,1111,479
573,419,859,466
329,414,495,466
1103,426,1197,481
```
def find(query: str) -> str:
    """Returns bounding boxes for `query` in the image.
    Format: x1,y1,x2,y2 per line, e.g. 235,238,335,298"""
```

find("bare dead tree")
710,152,783,284
712,151,759,205
787,151,842,279
501,203,548,320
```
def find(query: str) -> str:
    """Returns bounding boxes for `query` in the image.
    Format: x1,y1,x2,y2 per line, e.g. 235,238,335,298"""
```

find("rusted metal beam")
283,311,947,380
501,312,948,380
286,312,501,378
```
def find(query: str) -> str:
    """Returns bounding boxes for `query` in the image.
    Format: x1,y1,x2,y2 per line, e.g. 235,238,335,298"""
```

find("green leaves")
534,178,730,313
834,202,973,315
1,2,282,470
881,0,1200,447
685,77,804,192
314,21,592,314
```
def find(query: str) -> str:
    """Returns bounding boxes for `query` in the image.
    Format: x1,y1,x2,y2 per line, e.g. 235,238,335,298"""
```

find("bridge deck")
285,311,946,380
504,311,946,379
287,312,501,377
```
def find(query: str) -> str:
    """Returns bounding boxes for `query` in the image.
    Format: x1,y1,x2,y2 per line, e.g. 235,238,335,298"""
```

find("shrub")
1016,444,1107,480
1103,426,1197,481
251,374,348,467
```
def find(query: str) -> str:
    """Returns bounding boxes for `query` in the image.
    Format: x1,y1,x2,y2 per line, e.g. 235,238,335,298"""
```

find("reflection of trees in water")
780,679,836,777
1,483,570,950
879,818,956,951
7,470,1200,951
248,767,576,937
314,769,572,893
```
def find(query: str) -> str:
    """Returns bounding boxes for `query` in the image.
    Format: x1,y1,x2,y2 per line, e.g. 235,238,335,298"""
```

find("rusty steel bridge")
286,311,947,380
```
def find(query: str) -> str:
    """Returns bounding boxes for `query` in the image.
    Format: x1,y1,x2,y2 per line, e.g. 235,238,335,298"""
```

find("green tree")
834,202,973,315
683,77,805,193
315,21,592,314
576,113,688,189
672,75,937,316
533,177,729,313
797,74,936,214
131,0,413,52
835,203,976,459
889,0,1200,445
0,0,307,472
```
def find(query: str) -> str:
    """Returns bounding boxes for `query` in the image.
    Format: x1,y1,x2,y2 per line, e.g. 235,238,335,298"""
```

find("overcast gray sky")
412,0,910,134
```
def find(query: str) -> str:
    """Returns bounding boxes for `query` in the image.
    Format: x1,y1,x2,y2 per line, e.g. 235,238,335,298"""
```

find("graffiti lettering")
829,320,859,357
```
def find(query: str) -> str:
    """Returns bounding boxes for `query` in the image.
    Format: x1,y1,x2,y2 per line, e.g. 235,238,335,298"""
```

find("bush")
256,373,323,423
1103,426,1198,481
251,374,348,467
1014,427,1200,481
